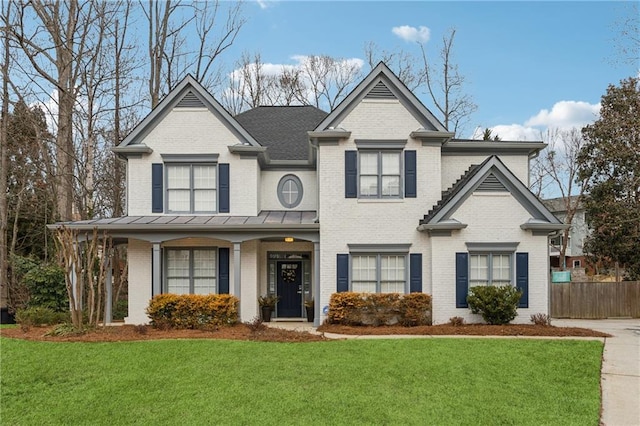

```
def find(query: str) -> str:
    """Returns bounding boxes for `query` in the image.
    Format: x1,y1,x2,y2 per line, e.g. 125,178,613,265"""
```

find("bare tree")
0,0,11,308
299,55,363,110
533,128,588,269
364,41,424,91
142,0,244,108
419,28,477,134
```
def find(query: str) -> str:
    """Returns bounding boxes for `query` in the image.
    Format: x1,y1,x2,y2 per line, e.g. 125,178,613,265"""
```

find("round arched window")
277,174,303,208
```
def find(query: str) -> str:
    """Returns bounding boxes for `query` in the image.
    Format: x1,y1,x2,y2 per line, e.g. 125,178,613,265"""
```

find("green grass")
0,337,602,425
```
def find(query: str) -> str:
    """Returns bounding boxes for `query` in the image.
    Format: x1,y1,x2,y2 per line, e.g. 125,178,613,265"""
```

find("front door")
276,261,302,317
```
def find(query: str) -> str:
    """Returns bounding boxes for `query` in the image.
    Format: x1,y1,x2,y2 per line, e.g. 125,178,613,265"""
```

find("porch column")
152,242,161,296
233,242,241,317
313,241,320,327
105,254,113,324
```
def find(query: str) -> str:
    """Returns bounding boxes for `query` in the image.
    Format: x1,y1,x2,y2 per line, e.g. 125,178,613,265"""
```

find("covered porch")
52,211,321,326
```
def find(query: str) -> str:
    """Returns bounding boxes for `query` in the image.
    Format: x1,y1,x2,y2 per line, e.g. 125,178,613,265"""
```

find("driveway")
553,319,640,426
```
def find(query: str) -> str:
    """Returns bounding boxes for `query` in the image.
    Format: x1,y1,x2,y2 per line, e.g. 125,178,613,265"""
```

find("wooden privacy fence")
551,281,640,319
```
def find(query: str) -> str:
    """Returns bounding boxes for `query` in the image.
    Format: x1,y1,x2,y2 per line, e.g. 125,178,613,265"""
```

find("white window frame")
165,163,217,214
469,252,513,287
357,150,403,199
348,244,410,293
164,248,217,294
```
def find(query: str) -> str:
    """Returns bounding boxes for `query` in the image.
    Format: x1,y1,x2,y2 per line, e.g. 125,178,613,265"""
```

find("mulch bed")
1,322,610,343
318,323,611,338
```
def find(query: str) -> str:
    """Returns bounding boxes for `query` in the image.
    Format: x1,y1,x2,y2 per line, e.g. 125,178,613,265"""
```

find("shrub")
244,316,265,333
467,285,522,325
15,307,69,327
44,323,85,337
448,316,465,326
328,292,431,326
530,313,552,326
146,294,239,329
23,262,67,312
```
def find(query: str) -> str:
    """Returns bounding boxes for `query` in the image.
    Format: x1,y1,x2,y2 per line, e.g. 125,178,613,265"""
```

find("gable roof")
114,75,260,155
313,62,448,133
419,155,566,234
235,106,327,161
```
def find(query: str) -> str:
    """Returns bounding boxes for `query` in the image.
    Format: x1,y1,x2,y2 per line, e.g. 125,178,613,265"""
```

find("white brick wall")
127,108,260,216
430,192,549,324
317,99,437,322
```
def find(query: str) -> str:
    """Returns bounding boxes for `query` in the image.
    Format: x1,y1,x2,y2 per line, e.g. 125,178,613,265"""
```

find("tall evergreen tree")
578,77,640,279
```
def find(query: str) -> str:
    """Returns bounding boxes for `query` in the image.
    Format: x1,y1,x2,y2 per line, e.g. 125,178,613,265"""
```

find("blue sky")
223,1,638,138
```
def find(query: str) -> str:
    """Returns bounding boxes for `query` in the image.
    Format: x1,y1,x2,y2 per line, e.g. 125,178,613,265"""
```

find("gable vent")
365,81,396,99
176,91,205,108
476,173,508,192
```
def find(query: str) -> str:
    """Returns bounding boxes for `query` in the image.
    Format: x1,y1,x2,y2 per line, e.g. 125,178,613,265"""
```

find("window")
351,254,406,293
359,151,401,198
277,175,303,208
165,248,217,294
470,253,512,286
573,260,581,268
166,164,216,213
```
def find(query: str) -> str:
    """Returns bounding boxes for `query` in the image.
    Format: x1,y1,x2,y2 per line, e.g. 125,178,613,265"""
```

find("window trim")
357,149,403,199
164,247,218,294
468,252,514,287
165,163,218,214
277,174,304,209
349,252,408,293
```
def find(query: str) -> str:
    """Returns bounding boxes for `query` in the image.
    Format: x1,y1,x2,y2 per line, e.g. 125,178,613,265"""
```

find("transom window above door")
166,163,217,213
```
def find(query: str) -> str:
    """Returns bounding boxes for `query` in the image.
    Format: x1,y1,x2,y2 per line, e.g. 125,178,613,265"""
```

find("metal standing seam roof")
49,211,318,231
234,106,328,161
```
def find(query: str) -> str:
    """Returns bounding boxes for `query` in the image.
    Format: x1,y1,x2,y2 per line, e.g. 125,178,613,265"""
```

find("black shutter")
405,150,417,198
219,163,230,213
151,163,163,213
345,151,357,198
456,252,469,308
218,247,230,294
516,252,529,308
336,254,349,292
409,253,422,293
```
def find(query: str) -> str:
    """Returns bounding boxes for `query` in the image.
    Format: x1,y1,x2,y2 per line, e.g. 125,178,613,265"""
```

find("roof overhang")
410,130,455,145
112,143,153,158
417,219,467,236
520,219,570,236
442,141,547,156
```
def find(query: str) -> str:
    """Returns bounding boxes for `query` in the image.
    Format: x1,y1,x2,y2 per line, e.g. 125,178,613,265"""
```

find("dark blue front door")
277,261,302,317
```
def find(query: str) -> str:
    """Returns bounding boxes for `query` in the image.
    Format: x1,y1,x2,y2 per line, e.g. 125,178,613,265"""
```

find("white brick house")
57,63,565,325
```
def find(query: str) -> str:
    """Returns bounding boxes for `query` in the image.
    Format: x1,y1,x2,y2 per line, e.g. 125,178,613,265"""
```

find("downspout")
528,149,541,189
310,138,320,223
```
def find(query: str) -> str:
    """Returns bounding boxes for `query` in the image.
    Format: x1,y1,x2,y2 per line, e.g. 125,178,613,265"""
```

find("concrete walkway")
268,318,640,425
554,319,640,426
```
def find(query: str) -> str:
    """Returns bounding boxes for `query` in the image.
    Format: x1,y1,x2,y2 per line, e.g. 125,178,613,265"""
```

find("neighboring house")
54,63,565,325
543,196,588,269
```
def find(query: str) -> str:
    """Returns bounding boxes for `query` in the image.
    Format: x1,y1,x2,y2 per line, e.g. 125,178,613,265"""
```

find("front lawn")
0,337,602,425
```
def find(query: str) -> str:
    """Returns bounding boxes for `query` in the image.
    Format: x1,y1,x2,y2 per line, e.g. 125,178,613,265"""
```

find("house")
55,63,565,325
543,196,588,270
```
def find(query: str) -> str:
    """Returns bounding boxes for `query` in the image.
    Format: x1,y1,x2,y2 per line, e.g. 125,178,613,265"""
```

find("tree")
531,128,588,269
419,28,477,134
481,128,501,141
578,77,640,279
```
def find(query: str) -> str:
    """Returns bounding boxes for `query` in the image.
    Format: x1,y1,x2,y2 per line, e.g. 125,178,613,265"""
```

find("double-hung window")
359,151,401,198
469,253,512,286
351,253,406,293
166,163,216,213
165,248,217,294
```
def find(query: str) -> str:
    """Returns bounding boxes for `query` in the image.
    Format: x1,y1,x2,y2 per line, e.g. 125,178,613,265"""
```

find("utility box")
552,271,571,283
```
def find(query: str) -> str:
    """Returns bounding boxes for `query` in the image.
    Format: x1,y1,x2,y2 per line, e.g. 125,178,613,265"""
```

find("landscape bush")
328,292,431,326
15,306,70,327
467,285,522,325
530,313,552,326
146,294,239,329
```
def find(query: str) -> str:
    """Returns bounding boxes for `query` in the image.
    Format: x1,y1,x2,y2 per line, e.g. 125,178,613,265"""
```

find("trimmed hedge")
328,292,431,326
467,285,522,325
146,294,239,329
15,307,70,327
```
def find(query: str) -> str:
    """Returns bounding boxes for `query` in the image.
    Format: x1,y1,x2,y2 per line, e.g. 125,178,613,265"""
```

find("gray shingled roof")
235,106,328,161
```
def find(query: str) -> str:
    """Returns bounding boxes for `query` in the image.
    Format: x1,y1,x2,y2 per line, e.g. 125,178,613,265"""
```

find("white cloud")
392,25,430,43
255,0,272,10
524,100,600,129
473,124,542,141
